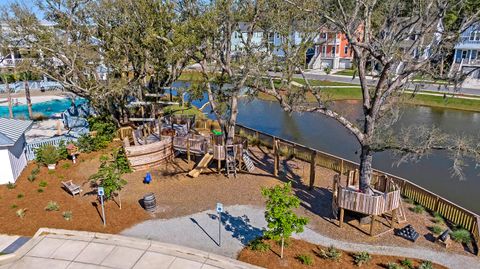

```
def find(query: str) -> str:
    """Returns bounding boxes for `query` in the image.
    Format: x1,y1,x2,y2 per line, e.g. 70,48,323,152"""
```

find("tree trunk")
226,95,239,145
358,145,373,194
6,82,13,119
24,80,33,119
280,236,284,259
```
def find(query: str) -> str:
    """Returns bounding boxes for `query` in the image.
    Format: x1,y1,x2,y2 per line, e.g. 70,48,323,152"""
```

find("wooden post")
391,209,397,228
370,215,376,236
309,151,317,190
187,138,191,162
56,120,61,135
273,138,279,177
339,208,344,228
340,159,344,176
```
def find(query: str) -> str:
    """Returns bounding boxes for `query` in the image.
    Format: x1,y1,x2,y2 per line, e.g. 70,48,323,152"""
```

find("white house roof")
0,118,33,147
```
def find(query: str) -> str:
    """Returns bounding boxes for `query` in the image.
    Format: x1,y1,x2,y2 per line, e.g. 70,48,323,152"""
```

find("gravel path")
121,205,480,269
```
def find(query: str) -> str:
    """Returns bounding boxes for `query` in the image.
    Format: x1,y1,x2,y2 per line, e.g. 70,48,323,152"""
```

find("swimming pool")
0,98,86,119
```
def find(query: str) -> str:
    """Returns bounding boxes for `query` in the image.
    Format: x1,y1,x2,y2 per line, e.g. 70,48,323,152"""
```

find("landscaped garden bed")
238,237,447,269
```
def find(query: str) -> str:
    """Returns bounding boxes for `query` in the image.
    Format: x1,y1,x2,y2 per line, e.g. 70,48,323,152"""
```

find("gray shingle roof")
0,118,33,147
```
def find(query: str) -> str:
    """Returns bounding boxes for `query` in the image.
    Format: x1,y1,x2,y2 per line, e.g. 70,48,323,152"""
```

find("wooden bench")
62,180,82,197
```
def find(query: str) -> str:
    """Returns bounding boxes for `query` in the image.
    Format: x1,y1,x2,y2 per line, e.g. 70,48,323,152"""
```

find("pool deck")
0,95,66,107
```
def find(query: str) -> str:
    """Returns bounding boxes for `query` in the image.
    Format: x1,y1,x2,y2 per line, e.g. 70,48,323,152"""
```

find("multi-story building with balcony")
450,23,480,80
307,30,354,70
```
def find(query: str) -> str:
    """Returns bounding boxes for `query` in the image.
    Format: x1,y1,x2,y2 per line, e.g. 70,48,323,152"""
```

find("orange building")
308,31,354,70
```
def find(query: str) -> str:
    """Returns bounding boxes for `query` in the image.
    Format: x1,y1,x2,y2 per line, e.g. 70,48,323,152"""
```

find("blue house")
451,23,480,80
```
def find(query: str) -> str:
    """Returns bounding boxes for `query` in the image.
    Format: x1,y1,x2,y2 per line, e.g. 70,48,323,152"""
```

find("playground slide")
188,153,214,178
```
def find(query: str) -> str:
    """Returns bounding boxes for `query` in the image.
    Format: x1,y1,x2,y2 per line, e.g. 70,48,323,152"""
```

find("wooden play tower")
332,172,403,236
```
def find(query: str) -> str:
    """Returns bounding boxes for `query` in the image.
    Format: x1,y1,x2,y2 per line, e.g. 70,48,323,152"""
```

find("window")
321,33,327,39
332,46,336,55
344,46,348,55
469,31,480,41
322,46,326,54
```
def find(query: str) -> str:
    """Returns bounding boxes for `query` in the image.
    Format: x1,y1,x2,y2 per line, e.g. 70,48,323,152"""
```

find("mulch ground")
0,143,477,260
238,238,448,269
0,145,149,236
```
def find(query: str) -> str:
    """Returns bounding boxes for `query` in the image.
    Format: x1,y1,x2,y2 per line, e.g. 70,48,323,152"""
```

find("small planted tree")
90,154,127,208
262,182,308,259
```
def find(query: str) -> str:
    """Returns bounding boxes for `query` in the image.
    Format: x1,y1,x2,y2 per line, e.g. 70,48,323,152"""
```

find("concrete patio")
0,228,262,269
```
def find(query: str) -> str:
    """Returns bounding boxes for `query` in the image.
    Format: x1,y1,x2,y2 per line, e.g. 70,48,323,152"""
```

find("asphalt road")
269,71,480,96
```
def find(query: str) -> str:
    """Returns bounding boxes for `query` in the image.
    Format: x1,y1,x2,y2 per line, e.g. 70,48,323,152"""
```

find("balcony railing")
316,52,340,58
462,58,480,66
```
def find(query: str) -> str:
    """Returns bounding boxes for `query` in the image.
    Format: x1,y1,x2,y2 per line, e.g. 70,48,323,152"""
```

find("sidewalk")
0,228,262,269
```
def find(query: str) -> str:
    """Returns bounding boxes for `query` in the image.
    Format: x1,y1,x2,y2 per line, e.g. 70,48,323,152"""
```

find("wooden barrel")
143,193,156,212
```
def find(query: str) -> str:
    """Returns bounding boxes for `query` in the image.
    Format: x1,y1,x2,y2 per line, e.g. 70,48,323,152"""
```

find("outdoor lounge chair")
62,180,83,197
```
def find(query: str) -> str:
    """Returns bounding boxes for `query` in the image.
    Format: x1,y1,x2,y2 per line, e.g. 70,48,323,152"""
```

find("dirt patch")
0,145,149,236
238,238,448,269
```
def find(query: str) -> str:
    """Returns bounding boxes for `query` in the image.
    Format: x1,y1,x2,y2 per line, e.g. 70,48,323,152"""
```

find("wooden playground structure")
332,172,404,236
118,117,256,177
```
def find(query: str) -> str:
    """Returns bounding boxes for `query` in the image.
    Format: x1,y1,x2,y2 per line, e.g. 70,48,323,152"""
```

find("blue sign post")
216,203,223,247
98,187,106,226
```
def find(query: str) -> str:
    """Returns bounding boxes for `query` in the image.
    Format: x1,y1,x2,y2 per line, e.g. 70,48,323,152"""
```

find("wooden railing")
235,124,480,253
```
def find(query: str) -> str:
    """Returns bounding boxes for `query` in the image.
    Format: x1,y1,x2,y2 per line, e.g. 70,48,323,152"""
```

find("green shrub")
39,181,48,188
249,238,269,252
17,193,24,199
16,208,27,218
37,188,44,193
324,66,332,75
76,134,96,153
353,251,371,266
412,204,425,214
432,212,445,224
418,260,434,269
113,147,132,174
27,174,36,182
450,229,471,244
6,182,16,190
48,170,56,175
318,246,342,261
77,134,111,153
28,166,40,182
296,254,314,265
400,258,414,269
45,201,60,211
11,204,17,209
76,116,117,153
88,116,117,139
62,163,71,169
429,225,443,235
386,262,403,269
62,211,73,221
35,145,61,165
57,141,69,160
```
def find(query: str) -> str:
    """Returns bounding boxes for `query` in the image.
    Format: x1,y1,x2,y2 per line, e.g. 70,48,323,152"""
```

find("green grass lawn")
178,71,204,82
163,104,206,118
333,69,357,77
258,87,480,112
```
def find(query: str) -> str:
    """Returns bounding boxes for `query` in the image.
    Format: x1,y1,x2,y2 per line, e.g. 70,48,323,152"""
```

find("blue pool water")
0,98,85,119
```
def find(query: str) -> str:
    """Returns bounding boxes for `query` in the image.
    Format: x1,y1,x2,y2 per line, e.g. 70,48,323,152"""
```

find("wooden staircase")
242,150,255,172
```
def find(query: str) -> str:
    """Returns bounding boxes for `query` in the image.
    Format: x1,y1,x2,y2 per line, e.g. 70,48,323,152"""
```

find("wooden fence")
235,124,480,253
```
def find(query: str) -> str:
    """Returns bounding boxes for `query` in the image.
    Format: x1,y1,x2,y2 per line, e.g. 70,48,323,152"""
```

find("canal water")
234,99,480,214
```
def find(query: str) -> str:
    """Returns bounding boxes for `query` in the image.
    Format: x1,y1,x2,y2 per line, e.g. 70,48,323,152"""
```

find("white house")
0,118,33,184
